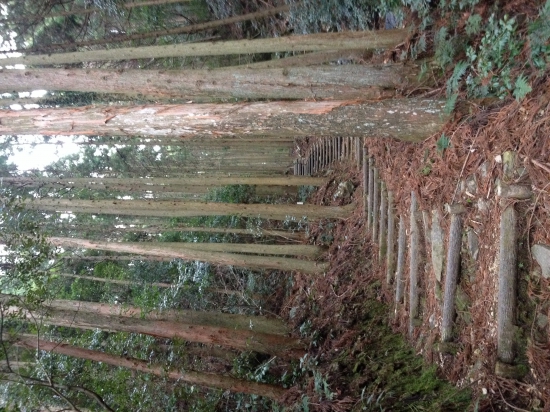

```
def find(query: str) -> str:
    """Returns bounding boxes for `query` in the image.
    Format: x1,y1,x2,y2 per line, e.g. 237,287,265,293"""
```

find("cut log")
367,157,374,230
409,191,420,337
379,181,387,262
372,168,380,242
440,204,466,342
496,151,532,365
386,190,396,284
363,146,368,217
395,215,406,304
496,195,518,363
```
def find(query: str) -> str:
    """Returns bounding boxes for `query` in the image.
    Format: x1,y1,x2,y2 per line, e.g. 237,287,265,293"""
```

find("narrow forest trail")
289,102,550,410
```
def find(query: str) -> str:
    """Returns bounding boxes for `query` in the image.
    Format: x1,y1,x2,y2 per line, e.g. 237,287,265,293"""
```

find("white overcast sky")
0,10,82,172
4,93,82,171
9,136,82,171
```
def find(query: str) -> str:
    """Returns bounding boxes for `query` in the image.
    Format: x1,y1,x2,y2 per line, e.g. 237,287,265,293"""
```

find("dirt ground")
282,78,550,411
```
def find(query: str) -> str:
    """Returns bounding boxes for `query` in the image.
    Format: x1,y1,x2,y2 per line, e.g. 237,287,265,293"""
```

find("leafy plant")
528,0,550,71
434,26,457,69
447,61,469,96
513,74,532,101
465,13,482,36
205,184,256,204
410,33,427,60
313,370,335,400
440,0,479,11
437,134,451,154
0,196,56,303
287,0,401,34
298,185,316,202
441,10,539,111
465,14,523,98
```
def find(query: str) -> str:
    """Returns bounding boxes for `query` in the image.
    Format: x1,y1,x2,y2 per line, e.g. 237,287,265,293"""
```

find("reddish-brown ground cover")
283,80,550,410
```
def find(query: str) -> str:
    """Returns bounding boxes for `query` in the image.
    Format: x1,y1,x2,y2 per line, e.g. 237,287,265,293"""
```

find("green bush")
287,0,401,34
206,184,256,203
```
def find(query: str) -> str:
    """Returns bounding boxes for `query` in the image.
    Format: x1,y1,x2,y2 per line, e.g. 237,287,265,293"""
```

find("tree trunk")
127,226,306,241
10,305,305,359
0,30,407,66
44,222,306,241
35,296,288,335
50,236,322,258
0,99,446,142
1,176,325,188
57,273,174,288
25,197,355,221
238,49,369,69
27,5,291,53
11,334,287,401
62,254,175,262
49,237,328,274
0,64,412,100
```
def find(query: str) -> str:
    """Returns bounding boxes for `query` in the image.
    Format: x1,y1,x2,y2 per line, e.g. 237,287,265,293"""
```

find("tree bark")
62,254,175,262
0,30,407,66
11,334,287,401
33,296,288,335
141,226,306,240
44,221,306,241
0,65,412,101
1,176,325,188
49,237,328,274
0,99,446,142
50,236,322,258
25,197,355,221
238,50,368,69
14,306,305,359
1,293,303,359
57,272,173,288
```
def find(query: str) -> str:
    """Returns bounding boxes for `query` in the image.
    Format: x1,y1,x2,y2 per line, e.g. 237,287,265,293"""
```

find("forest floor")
282,78,550,411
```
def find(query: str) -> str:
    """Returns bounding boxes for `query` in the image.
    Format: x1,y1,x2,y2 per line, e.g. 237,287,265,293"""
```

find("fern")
528,0,550,71
437,134,451,154
419,61,428,80
434,27,456,69
513,74,532,101
444,93,459,114
465,14,482,36
410,33,427,59
446,60,469,95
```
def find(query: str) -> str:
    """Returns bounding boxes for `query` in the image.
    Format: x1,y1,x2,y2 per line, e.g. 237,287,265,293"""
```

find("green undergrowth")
205,184,258,204
427,0,550,111
345,298,471,411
